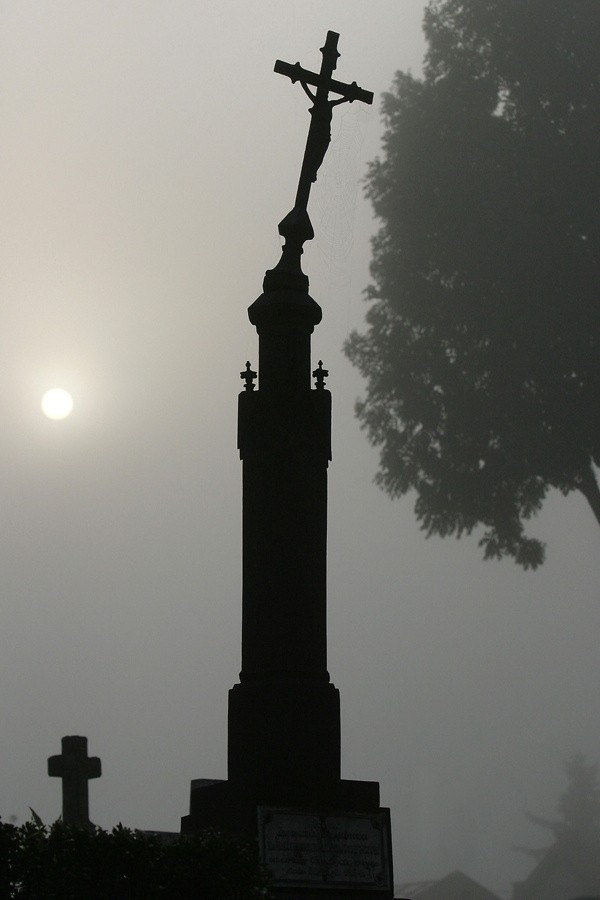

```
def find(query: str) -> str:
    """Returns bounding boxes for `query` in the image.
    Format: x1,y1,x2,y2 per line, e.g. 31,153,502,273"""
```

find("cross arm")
87,758,102,779
47,755,101,778
274,60,373,105
48,755,65,777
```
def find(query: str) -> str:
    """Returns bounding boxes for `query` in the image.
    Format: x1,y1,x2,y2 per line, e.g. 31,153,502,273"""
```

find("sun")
41,388,74,420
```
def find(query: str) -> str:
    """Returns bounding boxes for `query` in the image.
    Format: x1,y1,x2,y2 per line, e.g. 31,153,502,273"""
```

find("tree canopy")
345,0,600,567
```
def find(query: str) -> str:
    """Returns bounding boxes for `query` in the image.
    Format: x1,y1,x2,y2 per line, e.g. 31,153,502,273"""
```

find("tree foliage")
345,0,600,567
0,820,270,899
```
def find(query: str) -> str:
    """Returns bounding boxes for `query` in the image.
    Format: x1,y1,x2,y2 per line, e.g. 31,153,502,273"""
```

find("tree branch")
576,458,600,528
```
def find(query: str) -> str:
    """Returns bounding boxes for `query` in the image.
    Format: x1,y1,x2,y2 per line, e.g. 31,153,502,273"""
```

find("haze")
0,3,597,897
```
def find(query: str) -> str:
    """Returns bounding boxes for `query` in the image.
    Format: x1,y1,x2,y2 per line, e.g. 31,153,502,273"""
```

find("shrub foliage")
0,820,270,899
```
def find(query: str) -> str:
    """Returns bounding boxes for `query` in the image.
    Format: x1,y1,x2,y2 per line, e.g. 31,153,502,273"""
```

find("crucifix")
266,31,373,290
48,735,101,828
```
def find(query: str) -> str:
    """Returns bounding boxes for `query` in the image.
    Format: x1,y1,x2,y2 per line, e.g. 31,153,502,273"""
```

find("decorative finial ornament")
312,360,329,390
264,32,373,292
240,361,257,391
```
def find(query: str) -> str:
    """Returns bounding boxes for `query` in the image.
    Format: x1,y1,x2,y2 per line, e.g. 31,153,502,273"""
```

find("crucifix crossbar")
275,60,372,102
48,735,101,828
265,31,373,291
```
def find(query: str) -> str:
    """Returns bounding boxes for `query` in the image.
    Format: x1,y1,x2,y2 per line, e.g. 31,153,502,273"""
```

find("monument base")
181,776,381,834
181,779,392,898
181,674,392,895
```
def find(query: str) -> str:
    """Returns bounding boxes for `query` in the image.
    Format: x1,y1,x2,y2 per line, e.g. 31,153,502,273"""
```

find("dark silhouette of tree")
514,753,600,860
345,0,600,567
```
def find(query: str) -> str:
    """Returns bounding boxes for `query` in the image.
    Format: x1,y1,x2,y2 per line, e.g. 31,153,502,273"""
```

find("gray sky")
0,2,598,897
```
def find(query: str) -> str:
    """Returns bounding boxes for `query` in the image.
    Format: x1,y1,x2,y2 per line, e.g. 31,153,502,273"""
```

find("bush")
0,819,271,899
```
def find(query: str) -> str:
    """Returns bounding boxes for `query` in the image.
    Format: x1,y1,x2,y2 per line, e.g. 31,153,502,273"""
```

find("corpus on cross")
266,31,373,289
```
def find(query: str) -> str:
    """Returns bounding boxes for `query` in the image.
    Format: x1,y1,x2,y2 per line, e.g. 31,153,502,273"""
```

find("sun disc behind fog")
41,388,74,420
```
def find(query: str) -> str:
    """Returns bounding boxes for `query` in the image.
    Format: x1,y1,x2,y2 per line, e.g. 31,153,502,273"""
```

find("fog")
0,3,598,897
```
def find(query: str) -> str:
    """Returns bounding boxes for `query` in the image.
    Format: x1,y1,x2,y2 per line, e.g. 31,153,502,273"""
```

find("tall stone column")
228,284,341,797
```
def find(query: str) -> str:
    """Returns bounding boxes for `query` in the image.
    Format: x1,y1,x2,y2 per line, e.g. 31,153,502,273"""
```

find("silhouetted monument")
182,32,393,897
48,735,101,829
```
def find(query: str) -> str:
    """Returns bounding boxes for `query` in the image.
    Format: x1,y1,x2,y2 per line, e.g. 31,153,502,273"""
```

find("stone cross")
48,735,101,828
267,31,373,289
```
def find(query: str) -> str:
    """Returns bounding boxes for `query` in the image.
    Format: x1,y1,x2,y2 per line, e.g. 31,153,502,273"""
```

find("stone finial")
313,360,329,390
240,361,257,391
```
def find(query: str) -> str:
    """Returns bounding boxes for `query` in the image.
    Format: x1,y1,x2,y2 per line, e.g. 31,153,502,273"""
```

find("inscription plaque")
258,807,392,892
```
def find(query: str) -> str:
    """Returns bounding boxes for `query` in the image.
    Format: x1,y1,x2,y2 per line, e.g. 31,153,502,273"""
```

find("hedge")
0,819,272,899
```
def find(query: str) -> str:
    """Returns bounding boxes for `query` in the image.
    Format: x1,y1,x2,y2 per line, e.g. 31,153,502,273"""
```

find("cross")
275,31,373,214
48,735,101,828
266,32,373,290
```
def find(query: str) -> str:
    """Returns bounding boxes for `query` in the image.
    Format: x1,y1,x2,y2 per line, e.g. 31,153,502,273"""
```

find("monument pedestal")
182,777,382,836
181,679,392,896
181,677,382,835
182,781,392,899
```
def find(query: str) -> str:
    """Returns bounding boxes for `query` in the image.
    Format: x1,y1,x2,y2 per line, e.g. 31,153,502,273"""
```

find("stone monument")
182,32,393,898
48,734,101,829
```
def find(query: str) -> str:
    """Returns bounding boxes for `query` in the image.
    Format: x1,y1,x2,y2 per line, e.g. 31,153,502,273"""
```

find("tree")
514,753,600,859
345,0,600,567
